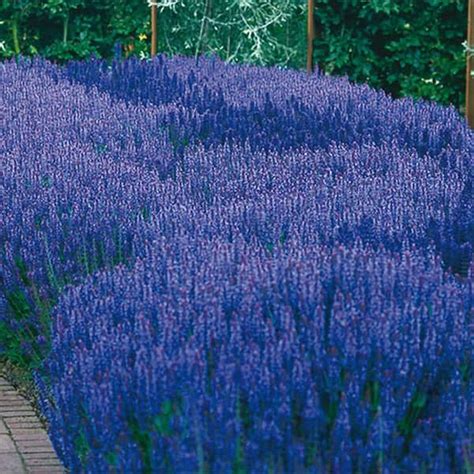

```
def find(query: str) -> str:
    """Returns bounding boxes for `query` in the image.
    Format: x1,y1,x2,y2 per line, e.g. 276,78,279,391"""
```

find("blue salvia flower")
1,55,472,472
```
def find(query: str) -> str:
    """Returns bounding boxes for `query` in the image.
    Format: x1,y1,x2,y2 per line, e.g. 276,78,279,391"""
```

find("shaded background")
0,0,468,109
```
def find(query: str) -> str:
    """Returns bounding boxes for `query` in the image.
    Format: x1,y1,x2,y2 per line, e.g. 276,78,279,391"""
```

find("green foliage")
365,379,381,414
153,400,173,436
306,0,466,107
0,258,52,371
0,232,132,376
74,428,91,467
0,0,467,107
398,390,428,448
128,415,153,474
233,396,247,474
125,399,179,473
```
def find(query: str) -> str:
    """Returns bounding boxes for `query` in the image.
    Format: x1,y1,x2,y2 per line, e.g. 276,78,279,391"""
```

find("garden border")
0,377,64,473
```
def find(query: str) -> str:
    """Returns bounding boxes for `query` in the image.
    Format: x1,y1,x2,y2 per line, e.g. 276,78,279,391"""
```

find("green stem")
12,17,20,55
195,0,211,60
193,407,205,474
63,12,69,45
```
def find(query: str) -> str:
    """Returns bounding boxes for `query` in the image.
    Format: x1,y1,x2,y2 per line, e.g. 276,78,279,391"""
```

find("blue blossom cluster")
39,243,472,473
1,56,473,472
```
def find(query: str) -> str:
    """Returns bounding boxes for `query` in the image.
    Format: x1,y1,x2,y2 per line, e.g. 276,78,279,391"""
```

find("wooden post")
151,3,158,57
307,0,315,74
466,0,474,127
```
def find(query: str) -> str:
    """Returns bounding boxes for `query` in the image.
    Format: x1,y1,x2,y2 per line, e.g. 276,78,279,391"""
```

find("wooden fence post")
151,2,158,57
466,0,474,127
307,0,315,74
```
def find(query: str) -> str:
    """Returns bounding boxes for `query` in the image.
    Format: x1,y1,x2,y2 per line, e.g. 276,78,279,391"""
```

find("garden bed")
1,55,472,473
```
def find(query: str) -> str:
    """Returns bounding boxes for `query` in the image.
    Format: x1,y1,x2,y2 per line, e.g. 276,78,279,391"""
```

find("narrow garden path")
0,377,64,473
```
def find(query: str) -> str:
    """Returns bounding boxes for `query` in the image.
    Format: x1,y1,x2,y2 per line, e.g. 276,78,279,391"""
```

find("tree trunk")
151,5,158,57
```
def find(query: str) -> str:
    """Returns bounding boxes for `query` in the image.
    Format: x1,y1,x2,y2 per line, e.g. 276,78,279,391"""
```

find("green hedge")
307,0,467,108
0,0,467,108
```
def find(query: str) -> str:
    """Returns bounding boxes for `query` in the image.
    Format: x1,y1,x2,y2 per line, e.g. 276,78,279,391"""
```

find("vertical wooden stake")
307,0,315,74
151,3,158,57
466,0,474,127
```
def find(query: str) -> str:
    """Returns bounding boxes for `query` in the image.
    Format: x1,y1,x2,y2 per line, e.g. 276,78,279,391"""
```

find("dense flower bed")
39,243,472,473
1,56,473,472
